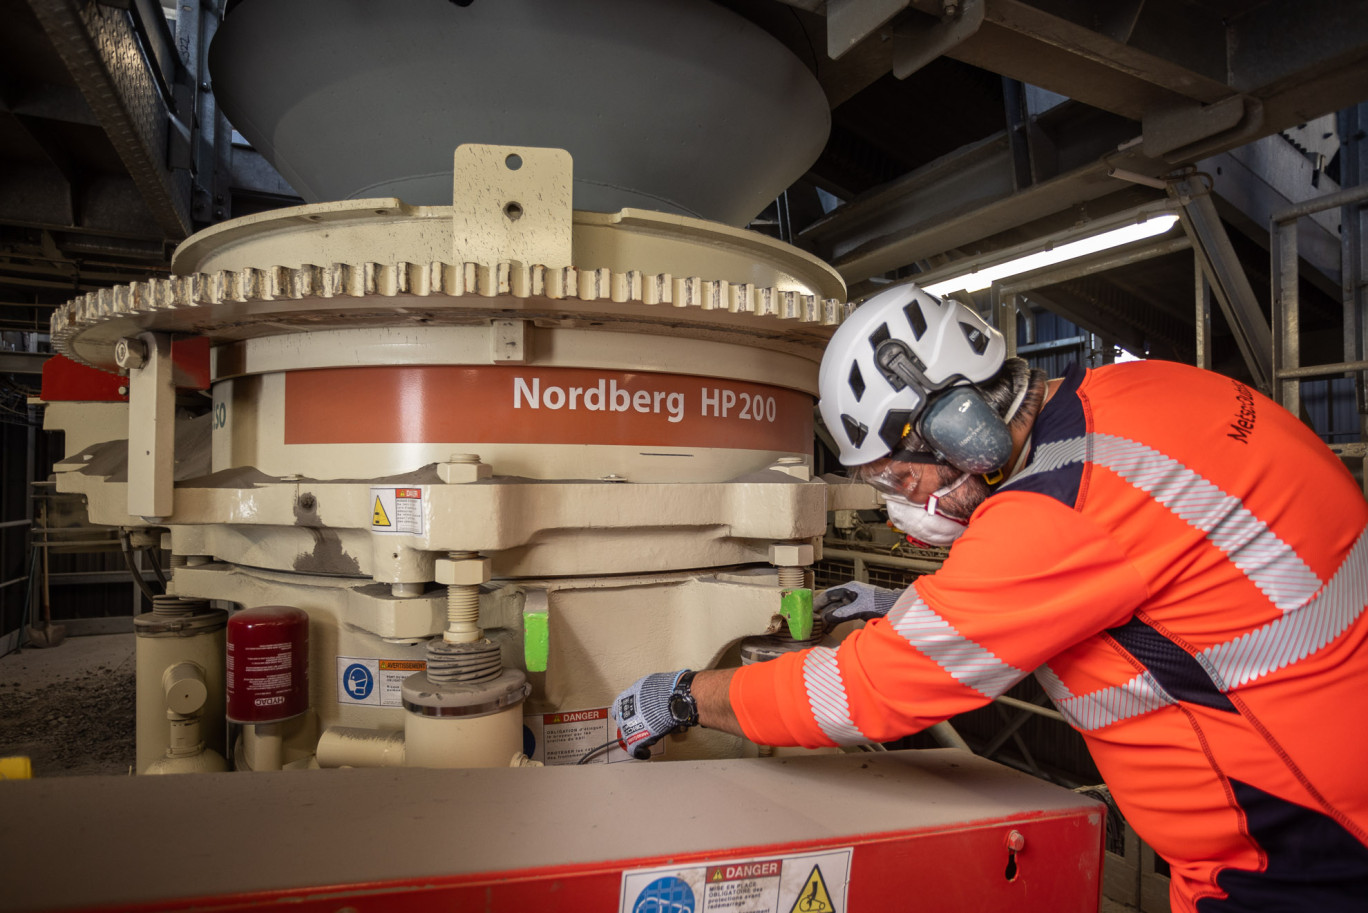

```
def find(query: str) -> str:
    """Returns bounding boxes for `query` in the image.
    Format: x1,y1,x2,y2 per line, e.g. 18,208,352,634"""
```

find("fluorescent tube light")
923,214,1180,298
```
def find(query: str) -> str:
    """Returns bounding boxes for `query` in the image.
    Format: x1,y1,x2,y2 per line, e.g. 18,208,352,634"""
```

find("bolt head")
769,458,810,481
769,543,814,567
435,556,491,585
1006,830,1026,853
437,459,492,484
114,337,148,370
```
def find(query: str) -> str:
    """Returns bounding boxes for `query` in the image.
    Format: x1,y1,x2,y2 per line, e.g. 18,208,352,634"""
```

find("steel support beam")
803,137,1161,285
904,0,1368,140
0,351,49,374
1271,181,1368,440
1172,177,1273,390
907,0,1229,121
26,0,192,238
1195,254,1212,370
891,0,984,80
826,0,909,59
1340,104,1368,446
1197,139,1343,292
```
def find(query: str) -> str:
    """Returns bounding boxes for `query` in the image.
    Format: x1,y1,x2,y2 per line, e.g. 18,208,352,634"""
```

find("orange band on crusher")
283,365,813,452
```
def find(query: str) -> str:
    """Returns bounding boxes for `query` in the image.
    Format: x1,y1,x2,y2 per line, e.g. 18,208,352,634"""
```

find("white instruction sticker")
336,656,426,707
522,706,661,766
620,848,851,913
370,487,424,535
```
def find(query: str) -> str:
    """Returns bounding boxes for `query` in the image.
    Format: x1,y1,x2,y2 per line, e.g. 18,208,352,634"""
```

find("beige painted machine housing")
47,146,850,769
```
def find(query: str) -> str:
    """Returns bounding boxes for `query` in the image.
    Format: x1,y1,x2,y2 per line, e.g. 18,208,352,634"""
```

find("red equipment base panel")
0,749,1104,913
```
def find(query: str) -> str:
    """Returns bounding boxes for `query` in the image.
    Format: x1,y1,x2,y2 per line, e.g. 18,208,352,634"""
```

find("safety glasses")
851,449,947,500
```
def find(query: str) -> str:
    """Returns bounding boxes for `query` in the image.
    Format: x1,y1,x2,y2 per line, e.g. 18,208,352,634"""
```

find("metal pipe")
822,546,943,574
247,723,284,772
0,519,31,529
993,694,1067,723
927,721,972,752
1271,182,1368,224
1275,360,1368,380
316,726,407,769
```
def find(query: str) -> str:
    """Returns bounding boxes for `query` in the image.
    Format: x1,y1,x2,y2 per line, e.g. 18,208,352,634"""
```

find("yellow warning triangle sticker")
788,865,835,913
372,496,391,527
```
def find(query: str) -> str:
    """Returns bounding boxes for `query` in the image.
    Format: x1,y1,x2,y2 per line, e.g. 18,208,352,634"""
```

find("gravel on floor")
0,634,135,777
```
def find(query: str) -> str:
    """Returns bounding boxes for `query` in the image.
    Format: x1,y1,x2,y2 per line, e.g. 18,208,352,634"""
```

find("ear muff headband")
916,386,1013,474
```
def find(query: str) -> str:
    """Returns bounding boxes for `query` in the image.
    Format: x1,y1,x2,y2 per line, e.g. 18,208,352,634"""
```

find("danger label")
621,849,850,913
370,487,423,535
522,706,660,765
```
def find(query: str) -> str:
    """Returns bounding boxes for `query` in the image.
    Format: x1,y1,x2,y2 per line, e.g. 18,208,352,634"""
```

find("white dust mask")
884,473,972,547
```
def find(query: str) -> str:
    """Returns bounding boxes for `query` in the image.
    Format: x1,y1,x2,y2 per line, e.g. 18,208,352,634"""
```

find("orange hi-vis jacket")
732,360,1368,912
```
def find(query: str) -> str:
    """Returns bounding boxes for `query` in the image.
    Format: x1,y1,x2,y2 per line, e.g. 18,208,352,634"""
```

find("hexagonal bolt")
114,336,148,370
769,456,811,481
1005,830,1026,853
437,454,493,484
434,555,492,586
768,542,815,567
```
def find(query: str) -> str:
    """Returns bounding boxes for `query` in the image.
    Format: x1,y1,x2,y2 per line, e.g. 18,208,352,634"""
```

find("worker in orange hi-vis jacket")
611,282,1368,913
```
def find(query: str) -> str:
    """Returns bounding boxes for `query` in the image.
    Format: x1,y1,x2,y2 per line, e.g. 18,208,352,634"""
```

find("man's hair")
982,357,1044,434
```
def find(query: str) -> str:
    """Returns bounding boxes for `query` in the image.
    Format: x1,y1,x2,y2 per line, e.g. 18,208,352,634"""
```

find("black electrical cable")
576,738,622,765
144,546,168,589
119,528,159,605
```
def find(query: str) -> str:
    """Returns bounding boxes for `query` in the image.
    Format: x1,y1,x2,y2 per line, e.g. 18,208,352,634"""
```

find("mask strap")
925,472,970,518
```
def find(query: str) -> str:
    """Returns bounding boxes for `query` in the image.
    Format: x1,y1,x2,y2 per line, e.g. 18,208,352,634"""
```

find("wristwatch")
668,670,699,728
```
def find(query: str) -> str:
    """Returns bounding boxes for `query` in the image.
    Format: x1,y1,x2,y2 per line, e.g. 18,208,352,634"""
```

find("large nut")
114,337,147,370
435,555,492,585
437,457,493,484
769,456,811,481
769,542,815,567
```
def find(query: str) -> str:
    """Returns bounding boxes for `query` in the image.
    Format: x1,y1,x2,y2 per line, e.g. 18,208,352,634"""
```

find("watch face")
669,693,696,726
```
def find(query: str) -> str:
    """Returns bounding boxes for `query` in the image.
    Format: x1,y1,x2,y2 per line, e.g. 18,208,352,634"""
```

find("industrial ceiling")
1,0,1366,383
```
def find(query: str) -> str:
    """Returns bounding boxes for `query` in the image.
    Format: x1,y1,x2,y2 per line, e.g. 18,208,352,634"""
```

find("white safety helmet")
818,283,1009,469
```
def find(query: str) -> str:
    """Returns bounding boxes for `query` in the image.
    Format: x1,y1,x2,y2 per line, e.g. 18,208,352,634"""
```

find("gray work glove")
815,581,902,627
611,670,693,760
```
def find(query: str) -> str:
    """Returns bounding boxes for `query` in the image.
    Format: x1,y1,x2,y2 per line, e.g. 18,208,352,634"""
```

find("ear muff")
916,386,1012,474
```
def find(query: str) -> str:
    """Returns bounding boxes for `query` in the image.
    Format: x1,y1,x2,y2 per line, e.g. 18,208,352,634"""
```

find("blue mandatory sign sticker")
632,876,696,913
342,662,374,700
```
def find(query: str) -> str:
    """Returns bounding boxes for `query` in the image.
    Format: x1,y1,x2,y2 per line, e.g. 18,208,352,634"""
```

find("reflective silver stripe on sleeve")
1036,663,1176,732
801,645,869,746
888,592,1026,698
1203,525,1368,689
1059,671,1176,731
1034,664,1081,728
